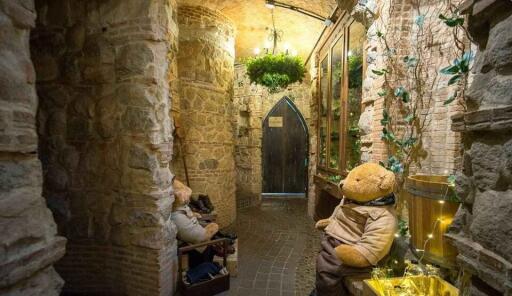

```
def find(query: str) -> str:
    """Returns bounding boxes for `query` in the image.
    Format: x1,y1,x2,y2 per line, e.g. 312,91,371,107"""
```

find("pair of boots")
189,194,214,214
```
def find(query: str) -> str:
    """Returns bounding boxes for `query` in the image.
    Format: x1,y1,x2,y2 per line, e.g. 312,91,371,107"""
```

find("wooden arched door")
262,97,308,195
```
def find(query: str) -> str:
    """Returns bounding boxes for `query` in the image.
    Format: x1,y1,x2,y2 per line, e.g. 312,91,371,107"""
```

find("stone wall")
447,1,512,295
31,0,178,295
0,1,66,295
174,5,236,227
233,64,313,209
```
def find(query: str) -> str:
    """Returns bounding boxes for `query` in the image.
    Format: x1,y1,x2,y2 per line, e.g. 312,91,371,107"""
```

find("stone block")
128,144,158,172
117,84,155,107
121,106,157,134
99,0,155,24
470,190,512,262
469,141,502,190
0,157,41,192
0,0,36,29
33,54,59,82
65,23,85,52
45,164,68,192
82,65,115,83
116,43,154,80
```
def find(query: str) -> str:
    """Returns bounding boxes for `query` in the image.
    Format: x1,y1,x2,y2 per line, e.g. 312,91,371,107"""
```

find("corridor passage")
223,198,322,296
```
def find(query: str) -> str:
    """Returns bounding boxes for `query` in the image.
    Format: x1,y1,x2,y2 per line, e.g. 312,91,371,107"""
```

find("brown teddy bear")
171,178,218,244
314,163,397,295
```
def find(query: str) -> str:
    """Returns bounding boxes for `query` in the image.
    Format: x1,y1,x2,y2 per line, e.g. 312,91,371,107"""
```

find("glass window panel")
329,37,343,170
319,56,329,167
345,22,365,171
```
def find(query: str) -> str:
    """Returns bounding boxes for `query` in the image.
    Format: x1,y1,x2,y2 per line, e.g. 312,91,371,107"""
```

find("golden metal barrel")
363,275,459,296
405,175,460,268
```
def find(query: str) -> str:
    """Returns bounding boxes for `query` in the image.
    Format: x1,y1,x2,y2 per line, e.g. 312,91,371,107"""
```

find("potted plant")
245,53,306,93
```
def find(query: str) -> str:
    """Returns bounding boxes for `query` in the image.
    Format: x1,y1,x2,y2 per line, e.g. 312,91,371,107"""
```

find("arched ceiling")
177,0,338,61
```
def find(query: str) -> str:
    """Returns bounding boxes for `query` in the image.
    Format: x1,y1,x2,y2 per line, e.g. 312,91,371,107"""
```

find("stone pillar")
177,5,236,226
447,1,512,295
31,0,178,295
0,0,66,295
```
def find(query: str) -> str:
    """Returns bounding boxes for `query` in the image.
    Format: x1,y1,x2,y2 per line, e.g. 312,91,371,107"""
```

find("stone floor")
220,197,322,296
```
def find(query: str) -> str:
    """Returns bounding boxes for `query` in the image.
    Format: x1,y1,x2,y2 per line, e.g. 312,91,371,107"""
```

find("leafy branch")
438,9,474,109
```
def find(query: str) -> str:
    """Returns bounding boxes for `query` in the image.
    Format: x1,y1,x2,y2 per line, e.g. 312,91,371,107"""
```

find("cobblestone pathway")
220,198,322,296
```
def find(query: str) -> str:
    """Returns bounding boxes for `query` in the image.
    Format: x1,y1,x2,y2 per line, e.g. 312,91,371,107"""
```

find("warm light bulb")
394,233,400,238
427,234,434,239
254,47,261,55
348,50,353,57
283,42,290,50
439,200,445,204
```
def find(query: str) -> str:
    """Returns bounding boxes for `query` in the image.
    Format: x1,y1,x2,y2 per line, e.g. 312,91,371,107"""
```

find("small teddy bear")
314,163,397,295
171,178,218,244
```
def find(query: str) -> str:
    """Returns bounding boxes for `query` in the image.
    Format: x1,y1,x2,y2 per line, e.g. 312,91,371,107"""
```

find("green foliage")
381,109,391,126
381,127,397,143
404,113,414,123
443,92,457,105
372,69,389,76
379,156,403,173
403,56,418,68
415,15,425,27
439,13,464,27
327,174,342,183
440,51,474,104
394,86,410,103
245,53,306,93
398,219,409,237
348,54,363,89
400,137,417,148
447,174,461,203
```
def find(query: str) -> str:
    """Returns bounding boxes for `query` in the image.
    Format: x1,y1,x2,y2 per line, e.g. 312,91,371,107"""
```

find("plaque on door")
268,116,283,127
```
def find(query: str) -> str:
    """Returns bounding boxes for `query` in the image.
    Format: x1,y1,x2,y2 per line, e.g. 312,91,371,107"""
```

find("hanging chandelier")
244,7,306,93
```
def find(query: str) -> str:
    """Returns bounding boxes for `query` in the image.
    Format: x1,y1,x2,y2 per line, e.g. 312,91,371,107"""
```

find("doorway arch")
262,97,309,196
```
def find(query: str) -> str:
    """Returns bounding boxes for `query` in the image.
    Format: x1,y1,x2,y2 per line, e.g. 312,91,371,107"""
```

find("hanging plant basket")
245,53,306,93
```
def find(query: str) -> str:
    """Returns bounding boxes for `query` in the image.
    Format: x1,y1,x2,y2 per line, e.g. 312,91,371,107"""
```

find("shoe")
212,244,235,257
212,232,237,245
189,198,210,214
217,231,237,241
198,194,215,212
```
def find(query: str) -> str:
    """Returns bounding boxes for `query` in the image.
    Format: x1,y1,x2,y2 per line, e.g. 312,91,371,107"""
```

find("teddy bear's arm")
315,218,331,230
173,211,213,244
204,223,219,240
334,244,371,267
346,212,397,266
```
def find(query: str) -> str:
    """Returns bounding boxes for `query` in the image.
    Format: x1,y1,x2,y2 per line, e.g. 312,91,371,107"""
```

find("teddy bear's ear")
378,171,395,192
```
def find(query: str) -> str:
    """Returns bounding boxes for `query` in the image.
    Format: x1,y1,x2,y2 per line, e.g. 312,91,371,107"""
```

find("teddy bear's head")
172,178,192,209
342,163,395,202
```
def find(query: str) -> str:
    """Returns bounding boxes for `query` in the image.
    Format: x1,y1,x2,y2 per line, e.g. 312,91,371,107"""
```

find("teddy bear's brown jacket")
324,198,397,266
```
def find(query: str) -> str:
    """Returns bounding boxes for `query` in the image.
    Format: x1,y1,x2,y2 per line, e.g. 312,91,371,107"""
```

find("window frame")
316,16,364,176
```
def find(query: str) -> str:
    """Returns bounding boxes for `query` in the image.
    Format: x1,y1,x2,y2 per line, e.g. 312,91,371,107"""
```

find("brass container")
405,175,460,268
363,275,459,296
